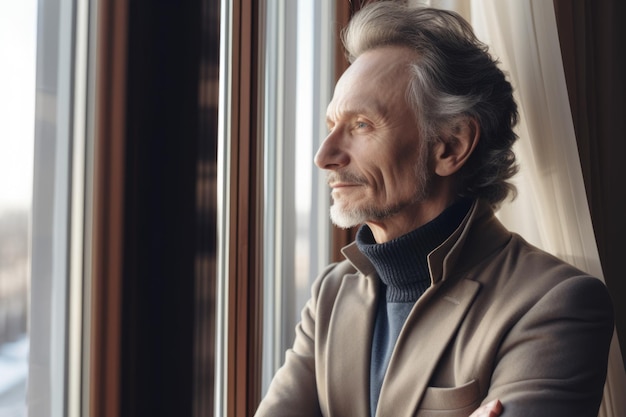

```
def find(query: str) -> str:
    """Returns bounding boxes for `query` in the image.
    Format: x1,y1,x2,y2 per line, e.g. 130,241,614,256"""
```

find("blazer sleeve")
254,267,331,417
485,275,614,417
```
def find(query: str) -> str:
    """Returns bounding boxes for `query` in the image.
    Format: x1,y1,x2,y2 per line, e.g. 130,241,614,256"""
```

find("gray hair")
342,2,519,207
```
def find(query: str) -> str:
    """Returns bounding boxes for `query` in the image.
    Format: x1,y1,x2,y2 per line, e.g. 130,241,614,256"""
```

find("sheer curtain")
467,1,626,416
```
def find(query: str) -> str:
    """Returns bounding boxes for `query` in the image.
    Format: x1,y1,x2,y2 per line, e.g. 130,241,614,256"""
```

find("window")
29,0,95,415
0,1,36,416
258,0,335,395
1,0,95,416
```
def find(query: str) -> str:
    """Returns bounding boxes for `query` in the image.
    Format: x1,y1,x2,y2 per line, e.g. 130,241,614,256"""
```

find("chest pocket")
415,379,481,417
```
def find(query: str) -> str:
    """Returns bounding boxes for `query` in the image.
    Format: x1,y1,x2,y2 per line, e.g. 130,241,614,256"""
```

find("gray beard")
329,165,432,229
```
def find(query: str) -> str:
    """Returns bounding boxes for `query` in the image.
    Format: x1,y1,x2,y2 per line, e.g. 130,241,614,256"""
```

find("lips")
327,172,367,189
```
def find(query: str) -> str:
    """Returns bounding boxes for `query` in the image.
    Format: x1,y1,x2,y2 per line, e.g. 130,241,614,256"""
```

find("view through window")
259,0,333,396
0,1,37,416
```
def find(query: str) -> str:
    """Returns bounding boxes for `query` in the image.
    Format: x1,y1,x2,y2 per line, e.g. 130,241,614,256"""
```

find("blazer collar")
342,199,512,286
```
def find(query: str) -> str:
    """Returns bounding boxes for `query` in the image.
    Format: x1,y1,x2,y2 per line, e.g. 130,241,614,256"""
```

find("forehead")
327,46,416,119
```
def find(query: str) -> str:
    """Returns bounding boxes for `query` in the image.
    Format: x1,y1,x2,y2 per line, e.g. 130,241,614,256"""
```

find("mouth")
327,172,367,189
329,182,364,201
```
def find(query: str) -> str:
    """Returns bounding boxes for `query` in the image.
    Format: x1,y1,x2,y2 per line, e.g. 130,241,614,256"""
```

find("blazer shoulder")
534,274,614,324
500,234,600,284
473,233,613,322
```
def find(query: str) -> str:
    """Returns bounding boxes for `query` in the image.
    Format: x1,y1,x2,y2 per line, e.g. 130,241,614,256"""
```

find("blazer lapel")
375,277,481,416
323,263,378,417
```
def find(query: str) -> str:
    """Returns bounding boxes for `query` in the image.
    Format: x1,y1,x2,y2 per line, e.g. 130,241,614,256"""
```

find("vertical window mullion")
91,0,129,415
221,0,264,416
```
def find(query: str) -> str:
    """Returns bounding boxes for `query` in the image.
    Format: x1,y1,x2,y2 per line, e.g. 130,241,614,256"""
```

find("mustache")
326,171,368,185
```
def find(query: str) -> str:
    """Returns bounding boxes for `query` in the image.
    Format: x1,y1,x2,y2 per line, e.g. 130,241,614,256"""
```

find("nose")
314,129,349,170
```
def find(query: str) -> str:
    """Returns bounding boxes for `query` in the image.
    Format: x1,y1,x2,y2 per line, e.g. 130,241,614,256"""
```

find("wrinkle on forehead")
326,46,417,123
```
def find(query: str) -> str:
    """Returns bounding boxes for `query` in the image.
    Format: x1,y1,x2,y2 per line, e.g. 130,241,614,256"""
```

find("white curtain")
467,1,626,416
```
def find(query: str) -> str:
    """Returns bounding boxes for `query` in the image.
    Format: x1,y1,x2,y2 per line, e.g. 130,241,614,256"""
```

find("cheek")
387,149,426,193
350,148,387,182
354,135,424,189
390,146,421,175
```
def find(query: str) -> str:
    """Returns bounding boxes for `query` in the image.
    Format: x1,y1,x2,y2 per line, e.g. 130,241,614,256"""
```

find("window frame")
90,0,128,415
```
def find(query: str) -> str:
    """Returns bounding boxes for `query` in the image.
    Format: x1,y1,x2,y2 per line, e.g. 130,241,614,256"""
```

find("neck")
367,196,459,243
356,198,472,301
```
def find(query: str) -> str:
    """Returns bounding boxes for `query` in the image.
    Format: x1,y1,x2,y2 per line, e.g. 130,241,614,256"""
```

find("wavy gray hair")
342,2,519,207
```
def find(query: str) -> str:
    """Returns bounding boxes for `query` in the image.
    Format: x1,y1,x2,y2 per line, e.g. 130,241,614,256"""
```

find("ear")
432,117,480,177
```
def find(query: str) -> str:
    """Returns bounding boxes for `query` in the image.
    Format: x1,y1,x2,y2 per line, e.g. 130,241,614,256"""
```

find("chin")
329,204,365,229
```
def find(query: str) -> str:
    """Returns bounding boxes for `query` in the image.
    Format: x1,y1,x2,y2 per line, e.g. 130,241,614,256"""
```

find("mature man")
256,3,614,417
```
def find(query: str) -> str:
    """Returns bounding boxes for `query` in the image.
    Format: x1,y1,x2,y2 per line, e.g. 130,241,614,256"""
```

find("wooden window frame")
91,0,128,415
225,1,264,415
92,1,220,416
91,1,370,416
225,1,368,414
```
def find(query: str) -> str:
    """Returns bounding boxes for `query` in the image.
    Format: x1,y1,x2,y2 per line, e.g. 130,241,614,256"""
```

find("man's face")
315,46,432,236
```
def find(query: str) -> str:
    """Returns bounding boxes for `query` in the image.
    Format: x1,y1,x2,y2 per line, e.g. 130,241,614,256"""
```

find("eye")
355,121,370,130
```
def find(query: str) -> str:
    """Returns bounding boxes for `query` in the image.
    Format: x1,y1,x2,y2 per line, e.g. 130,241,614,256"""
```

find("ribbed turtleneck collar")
355,198,472,302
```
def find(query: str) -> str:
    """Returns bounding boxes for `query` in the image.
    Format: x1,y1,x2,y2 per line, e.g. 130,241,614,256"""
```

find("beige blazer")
255,200,614,417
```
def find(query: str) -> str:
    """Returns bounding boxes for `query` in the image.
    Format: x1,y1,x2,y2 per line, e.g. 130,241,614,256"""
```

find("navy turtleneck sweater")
355,199,472,416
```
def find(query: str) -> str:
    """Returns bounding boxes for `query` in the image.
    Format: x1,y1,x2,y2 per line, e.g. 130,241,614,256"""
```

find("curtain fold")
466,1,625,416
553,0,626,377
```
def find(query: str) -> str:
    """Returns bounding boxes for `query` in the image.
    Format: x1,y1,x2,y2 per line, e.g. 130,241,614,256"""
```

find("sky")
0,1,37,213
295,0,314,212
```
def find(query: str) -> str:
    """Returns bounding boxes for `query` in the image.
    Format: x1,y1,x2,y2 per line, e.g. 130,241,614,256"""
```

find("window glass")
0,1,37,415
0,0,92,415
260,0,333,394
